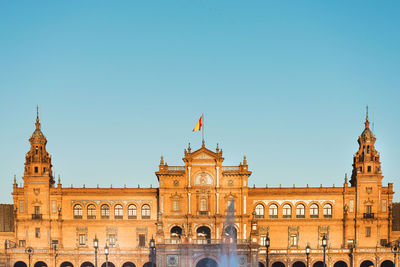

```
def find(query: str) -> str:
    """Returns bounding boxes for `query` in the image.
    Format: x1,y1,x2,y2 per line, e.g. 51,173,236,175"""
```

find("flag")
192,115,203,132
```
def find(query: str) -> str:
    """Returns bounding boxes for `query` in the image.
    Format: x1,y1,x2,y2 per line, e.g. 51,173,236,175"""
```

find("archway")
14,262,27,267
293,262,306,267
80,262,94,267
360,261,374,267
142,263,156,267
171,225,183,243
101,263,115,267
223,225,237,242
196,258,218,267
380,261,394,267
122,262,136,267
259,263,266,267
313,261,324,267
197,226,211,244
334,261,348,267
34,262,48,267
60,262,74,267
272,262,285,267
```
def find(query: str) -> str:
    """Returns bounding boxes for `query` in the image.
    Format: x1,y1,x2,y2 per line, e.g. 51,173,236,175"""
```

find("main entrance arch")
196,258,218,267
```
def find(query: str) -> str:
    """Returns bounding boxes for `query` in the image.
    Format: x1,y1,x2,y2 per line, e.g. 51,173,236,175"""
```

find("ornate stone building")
0,111,399,267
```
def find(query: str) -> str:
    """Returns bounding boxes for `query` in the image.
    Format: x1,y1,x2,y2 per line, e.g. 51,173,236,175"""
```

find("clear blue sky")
0,1,399,203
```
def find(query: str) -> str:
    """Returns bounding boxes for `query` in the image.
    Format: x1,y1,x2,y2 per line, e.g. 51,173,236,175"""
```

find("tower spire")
365,105,370,129
36,105,40,130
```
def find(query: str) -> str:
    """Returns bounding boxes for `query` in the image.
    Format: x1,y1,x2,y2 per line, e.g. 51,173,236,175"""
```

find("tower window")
367,146,370,153
35,228,40,238
366,227,371,237
368,166,371,172
35,167,38,173
35,146,38,154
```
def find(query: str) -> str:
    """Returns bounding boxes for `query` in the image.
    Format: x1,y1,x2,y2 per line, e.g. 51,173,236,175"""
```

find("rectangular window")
52,200,57,213
35,228,40,238
109,234,116,246
139,234,146,247
51,240,59,250
79,234,86,246
34,206,40,215
260,234,266,246
19,240,26,247
19,200,24,213
290,234,297,247
367,166,371,172
382,200,387,212
366,205,372,214
173,200,180,211
366,227,371,237
35,167,38,173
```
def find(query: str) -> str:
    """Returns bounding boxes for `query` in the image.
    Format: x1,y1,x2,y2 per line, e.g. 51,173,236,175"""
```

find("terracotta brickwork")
0,111,399,267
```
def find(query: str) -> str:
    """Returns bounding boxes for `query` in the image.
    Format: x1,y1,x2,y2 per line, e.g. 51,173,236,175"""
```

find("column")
161,196,164,213
216,193,220,214
188,193,191,214
216,166,220,187
243,224,246,239
188,166,191,188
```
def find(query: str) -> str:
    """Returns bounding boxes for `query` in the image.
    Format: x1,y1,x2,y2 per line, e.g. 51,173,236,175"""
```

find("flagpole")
202,113,205,147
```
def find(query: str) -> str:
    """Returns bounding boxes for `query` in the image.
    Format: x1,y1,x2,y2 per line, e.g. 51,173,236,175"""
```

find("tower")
350,107,382,187
23,108,54,187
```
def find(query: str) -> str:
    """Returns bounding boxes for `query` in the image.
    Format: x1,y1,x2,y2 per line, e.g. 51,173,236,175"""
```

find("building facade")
0,111,399,267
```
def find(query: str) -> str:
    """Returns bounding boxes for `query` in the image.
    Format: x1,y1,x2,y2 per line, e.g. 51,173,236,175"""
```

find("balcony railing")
114,215,123,220
142,215,150,219
199,211,209,215
363,213,374,219
128,215,137,219
74,215,82,219
269,215,278,219
32,214,42,220
324,215,332,219
255,215,264,219
222,166,240,171
167,166,185,171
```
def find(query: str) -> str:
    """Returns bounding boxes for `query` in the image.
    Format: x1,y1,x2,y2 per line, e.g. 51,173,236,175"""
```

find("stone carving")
194,172,213,186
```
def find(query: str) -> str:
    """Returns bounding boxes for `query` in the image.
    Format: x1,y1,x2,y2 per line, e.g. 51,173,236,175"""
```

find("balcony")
324,215,332,219
269,215,278,219
74,215,82,219
254,215,264,219
114,215,123,220
199,211,209,215
364,213,374,219
32,214,42,220
87,215,96,219
128,215,137,219
142,215,150,219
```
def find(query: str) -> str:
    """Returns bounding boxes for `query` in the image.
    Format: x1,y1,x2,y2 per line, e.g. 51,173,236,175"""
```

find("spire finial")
243,155,247,165
216,143,219,152
160,156,164,165
202,139,205,148
365,105,370,129
35,105,41,130
14,175,16,184
188,143,191,153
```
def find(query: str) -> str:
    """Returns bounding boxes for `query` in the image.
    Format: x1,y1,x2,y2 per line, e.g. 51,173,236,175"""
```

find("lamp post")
322,235,327,267
348,244,353,267
265,235,270,267
150,237,156,267
392,240,399,267
93,236,99,267
25,246,33,267
306,244,310,267
104,244,109,267
52,243,58,267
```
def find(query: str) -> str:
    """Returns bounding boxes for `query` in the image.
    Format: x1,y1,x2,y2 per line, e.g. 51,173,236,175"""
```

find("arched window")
283,204,292,218
296,204,305,218
87,204,96,219
128,204,137,219
101,204,110,219
200,199,207,214
114,204,123,219
323,204,332,218
269,204,278,218
310,204,319,218
74,204,83,219
255,204,265,218
141,204,151,219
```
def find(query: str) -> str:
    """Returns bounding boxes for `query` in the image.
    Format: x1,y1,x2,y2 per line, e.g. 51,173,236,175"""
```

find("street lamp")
93,236,99,267
265,235,270,267
322,235,327,267
25,246,33,267
51,242,58,267
104,243,109,267
306,244,310,267
150,237,156,267
392,240,399,267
